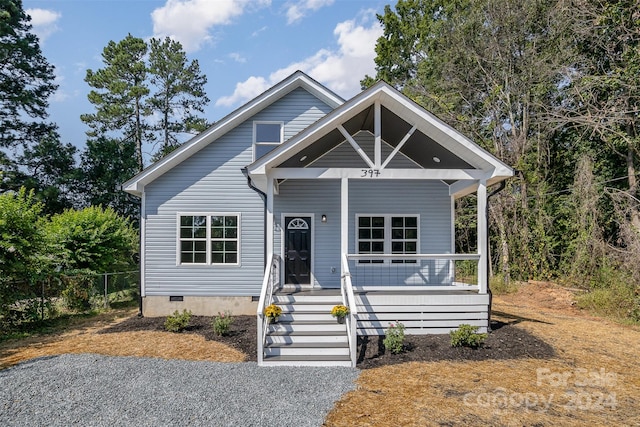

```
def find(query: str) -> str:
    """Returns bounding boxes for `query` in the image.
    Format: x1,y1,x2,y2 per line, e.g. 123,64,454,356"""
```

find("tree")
80,136,139,219
10,132,79,213
81,34,149,173
148,37,209,159
366,0,568,281
0,0,57,150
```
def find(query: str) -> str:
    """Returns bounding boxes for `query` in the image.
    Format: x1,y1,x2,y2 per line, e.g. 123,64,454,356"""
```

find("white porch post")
266,174,274,257
477,179,488,294
341,178,349,271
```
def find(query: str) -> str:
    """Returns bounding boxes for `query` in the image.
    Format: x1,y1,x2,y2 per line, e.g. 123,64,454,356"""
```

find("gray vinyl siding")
272,179,452,288
142,87,334,296
348,180,452,286
274,180,342,287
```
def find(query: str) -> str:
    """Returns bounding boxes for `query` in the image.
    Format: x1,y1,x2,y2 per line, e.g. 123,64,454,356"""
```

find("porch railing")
257,253,281,365
345,253,481,291
340,253,358,367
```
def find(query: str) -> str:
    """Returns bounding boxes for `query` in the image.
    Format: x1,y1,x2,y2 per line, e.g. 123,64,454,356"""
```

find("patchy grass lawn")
1,282,638,426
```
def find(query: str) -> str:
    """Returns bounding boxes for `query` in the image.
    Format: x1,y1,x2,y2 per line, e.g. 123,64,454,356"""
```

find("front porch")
257,253,489,366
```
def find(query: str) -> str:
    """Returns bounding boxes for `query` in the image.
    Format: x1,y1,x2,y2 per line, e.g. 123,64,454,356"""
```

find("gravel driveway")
0,354,359,427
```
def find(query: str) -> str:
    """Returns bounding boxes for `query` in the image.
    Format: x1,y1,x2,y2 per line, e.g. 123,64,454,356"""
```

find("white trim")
477,180,488,294
253,121,284,162
140,192,146,297
270,167,490,181
374,100,381,168
338,125,375,169
175,212,241,267
381,126,416,169
280,213,316,286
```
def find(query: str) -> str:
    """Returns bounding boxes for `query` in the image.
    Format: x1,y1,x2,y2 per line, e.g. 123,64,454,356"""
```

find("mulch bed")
101,315,554,369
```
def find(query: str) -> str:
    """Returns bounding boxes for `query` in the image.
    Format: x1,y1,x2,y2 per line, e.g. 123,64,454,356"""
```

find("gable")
247,81,513,196
122,71,344,196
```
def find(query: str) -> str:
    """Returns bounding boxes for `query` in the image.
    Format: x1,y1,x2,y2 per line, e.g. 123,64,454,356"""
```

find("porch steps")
261,288,352,367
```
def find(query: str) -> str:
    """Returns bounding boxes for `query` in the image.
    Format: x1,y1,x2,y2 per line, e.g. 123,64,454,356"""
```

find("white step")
277,312,340,322
261,355,352,367
276,303,339,313
264,344,349,357
273,295,342,304
266,334,348,345
268,321,346,333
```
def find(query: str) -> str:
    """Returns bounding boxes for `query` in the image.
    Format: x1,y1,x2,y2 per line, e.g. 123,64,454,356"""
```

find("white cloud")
229,52,247,63
285,0,334,24
215,11,382,107
151,0,270,52
25,8,61,42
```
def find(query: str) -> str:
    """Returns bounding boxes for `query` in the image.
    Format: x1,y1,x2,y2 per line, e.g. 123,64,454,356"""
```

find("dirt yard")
1,282,638,426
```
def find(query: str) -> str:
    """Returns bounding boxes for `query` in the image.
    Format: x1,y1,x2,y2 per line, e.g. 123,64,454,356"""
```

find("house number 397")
361,169,381,177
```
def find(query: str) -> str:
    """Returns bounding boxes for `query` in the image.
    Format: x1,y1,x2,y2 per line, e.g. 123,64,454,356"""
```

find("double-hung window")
178,214,239,265
253,122,283,160
357,215,418,263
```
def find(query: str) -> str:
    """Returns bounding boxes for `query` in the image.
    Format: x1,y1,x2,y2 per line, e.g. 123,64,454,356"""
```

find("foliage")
164,309,192,332
60,275,94,311
450,324,487,348
330,304,349,318
263,304,282,319
0,0,58,150
212,311,233,336
79,137,139,219
148,37,209,159
81,34,149,174
0,188,46,327
383,322,406,354
43,205,138,273
81,34,210,175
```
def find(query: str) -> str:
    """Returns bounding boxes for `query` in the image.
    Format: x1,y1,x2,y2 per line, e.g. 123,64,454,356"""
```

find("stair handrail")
257,253,280,365
341,253,358,367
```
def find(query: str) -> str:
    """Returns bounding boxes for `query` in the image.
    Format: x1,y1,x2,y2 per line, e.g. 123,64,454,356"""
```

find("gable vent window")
254,122,283,160
178,214,240,265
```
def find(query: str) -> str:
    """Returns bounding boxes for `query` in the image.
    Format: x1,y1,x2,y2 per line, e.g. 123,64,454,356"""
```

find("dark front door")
285,217,311,284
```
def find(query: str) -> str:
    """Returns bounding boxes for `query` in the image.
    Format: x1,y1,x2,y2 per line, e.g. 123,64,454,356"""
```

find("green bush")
450,324,487,348
576,282,639,323
212,311,233,336
383,322,406,354
61,278,93,311
164,309,192,332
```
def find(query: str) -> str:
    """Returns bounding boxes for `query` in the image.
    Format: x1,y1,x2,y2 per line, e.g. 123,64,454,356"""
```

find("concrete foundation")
142,295,258,317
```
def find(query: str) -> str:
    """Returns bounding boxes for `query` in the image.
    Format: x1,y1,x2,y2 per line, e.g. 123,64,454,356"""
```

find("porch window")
178,214,240,265
253,122,283,160
357,215,419,263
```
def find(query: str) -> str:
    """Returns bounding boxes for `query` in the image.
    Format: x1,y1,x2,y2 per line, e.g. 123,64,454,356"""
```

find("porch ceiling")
276,105,474,170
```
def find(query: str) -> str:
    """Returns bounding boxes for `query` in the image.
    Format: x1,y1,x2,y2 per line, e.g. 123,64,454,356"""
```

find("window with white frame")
253,122,283,160
179,214,239,265
357,215,418,263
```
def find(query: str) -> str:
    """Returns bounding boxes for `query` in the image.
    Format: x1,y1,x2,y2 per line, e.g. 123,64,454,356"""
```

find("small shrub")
61,279,93,311
164,309,192,332
450,324,487,348
383,322,405,354
212,311,233,336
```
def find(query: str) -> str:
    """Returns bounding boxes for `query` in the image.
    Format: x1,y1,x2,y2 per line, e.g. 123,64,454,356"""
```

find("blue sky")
23,0,388,151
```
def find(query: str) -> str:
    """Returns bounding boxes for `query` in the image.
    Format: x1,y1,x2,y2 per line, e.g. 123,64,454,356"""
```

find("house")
123,71,513,366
